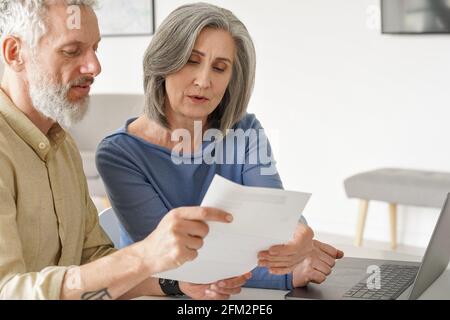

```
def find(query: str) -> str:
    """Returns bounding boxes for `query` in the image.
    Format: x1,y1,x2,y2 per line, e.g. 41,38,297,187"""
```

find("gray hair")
143,2,256,132
0,0,97,50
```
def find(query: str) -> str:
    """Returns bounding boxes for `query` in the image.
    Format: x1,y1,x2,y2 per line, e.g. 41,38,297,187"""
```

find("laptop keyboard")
343,264,419,300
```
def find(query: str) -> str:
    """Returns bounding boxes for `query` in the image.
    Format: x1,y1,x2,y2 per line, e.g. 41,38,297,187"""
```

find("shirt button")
38,142,46,150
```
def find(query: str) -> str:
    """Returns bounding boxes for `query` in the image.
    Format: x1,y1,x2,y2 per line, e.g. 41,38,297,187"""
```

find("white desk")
138,244,450,300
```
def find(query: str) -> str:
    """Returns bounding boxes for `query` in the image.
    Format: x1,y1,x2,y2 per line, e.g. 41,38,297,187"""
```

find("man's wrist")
128,241,155,275
178,281,187,295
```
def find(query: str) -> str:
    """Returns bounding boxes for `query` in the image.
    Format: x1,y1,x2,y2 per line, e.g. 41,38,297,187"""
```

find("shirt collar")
0,88,66,161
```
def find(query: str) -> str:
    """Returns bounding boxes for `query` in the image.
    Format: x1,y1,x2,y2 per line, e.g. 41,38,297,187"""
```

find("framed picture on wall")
95,0,155,37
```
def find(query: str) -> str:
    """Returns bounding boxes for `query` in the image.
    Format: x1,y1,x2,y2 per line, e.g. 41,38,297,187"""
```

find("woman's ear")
2,36,25,72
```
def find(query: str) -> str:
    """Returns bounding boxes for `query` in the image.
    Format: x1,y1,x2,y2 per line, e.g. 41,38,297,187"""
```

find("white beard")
28,62,91,128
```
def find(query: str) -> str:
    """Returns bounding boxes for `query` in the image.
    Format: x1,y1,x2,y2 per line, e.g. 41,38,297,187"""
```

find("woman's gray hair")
0,0,97,51
143,2,256,132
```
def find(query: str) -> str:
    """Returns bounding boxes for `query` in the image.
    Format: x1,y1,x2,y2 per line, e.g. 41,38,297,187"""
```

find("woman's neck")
128,114,208,154
166,107,209,134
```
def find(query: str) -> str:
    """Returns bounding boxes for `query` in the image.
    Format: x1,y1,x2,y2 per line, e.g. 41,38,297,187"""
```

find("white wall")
92,0,450,248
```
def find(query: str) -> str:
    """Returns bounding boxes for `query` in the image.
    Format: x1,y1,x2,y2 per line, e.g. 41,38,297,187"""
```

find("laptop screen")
409,193,450,299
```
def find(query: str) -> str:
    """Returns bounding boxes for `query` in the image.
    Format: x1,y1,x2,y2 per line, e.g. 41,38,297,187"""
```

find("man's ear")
2,36,26,72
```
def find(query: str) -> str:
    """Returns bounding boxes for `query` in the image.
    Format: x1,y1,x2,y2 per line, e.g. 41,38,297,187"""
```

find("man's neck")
1,78,55,135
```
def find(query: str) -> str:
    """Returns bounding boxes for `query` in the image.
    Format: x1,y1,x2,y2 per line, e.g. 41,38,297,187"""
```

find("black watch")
159,278,184,297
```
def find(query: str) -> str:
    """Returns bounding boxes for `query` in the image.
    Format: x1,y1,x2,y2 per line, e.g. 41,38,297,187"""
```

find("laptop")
286,193,450,300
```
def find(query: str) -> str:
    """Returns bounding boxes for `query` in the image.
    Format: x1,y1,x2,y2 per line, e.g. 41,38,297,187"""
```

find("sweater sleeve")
96,137,169,244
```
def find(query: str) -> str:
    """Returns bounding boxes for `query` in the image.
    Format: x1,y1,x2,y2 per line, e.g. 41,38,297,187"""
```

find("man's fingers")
200,207,233,223
207,272,251,296
184,235,204,250
177,207,233,223
205,289,230,300
183,220,209,238
183,246,199,262
210,285,242,295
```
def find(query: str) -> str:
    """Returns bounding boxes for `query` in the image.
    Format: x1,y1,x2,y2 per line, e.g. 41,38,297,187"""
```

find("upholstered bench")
344,168,450,249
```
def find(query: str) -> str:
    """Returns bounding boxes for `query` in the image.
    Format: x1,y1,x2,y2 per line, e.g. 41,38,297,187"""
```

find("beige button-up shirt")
0,89,116,299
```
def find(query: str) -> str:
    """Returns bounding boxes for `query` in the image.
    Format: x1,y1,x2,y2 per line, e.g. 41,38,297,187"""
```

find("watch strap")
159,278,184,297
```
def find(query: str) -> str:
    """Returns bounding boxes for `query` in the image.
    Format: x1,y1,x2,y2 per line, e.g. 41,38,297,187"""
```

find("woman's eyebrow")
192,49,232,64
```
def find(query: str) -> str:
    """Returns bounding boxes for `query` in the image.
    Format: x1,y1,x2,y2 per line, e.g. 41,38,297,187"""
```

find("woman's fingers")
267,267,294,275
258,252,297,263
259,259,298,269
266,244,299,256
204,289,230,300
312,259,332,276
316,248,337,268
309,270,327,284
314,240,344,259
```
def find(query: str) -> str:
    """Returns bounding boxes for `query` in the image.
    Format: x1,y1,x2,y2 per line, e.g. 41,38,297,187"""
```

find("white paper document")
155,175,311,284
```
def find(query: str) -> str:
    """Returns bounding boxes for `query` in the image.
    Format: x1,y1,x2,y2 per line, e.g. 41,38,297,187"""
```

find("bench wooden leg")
389,203,397,250
354,200,369,247
102,196,111,209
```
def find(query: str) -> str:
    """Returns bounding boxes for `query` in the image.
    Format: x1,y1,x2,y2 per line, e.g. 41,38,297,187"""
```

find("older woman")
96,3,343,299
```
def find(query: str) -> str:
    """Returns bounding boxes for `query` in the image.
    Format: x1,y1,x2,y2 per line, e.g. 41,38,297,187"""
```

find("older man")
0,0,248,300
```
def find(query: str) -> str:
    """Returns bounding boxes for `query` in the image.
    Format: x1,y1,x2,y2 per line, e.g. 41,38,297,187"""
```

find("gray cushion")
86,178,107,198
68,94,144,151
344,168,450,208
68,94,144,198
80,151,98,178
79,151,106,197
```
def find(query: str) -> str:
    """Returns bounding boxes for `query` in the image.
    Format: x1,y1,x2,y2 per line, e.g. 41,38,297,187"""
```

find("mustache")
70,76,95,87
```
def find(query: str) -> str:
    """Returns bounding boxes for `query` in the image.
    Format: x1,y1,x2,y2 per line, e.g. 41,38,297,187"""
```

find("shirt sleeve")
240,115,306,290
0,157,68,300
96,138,169,243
